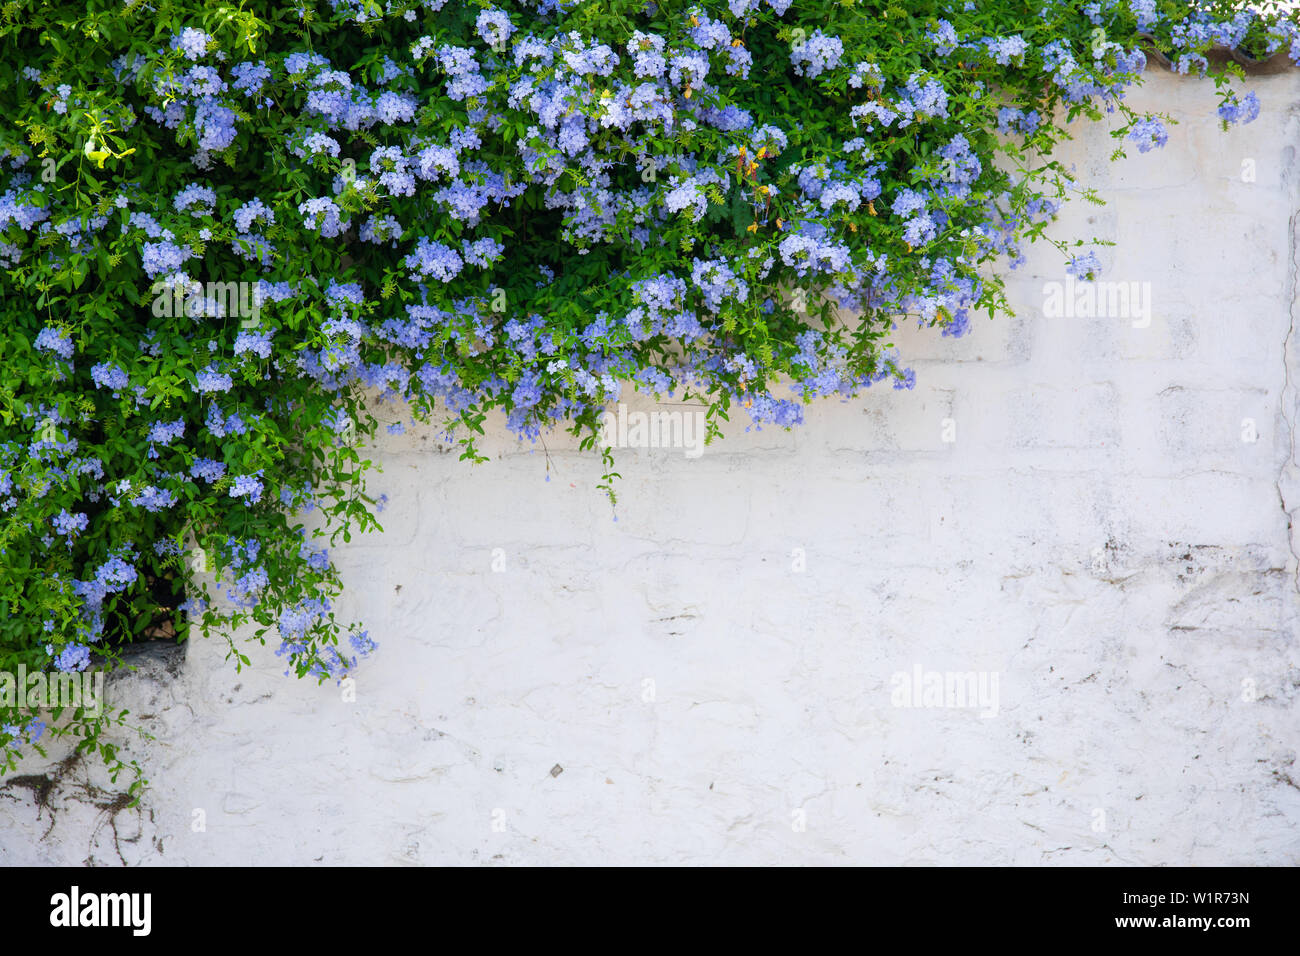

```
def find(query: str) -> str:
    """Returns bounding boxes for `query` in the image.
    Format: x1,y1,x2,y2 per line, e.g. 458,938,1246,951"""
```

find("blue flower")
350,629,377,656
91,362,129,392
234,329,273,359
926,20,958,56
131,485,177,512
298,197,348,237
140,240,192,277
1218,91,1260,126
1066,251,1102,281
53,509,88,538
892,369,917,390
53,643,92,673
170,27,212,61
147,418,186,445
95,554,138,591
34,326,73,359
230,61,271,95
190,457,226,482
233,198,275,232
790,29,844,78
405,237,463,281
195,364,234,393
1128,117,1168,153
173,184,216,216
229,471,265,505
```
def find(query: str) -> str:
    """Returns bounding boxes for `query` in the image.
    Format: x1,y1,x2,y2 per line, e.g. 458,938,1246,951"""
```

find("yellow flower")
746,222,758,233
83,138,110,167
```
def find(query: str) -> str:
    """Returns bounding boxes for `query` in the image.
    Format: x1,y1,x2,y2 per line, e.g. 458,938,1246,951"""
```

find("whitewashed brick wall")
3,69,1298,866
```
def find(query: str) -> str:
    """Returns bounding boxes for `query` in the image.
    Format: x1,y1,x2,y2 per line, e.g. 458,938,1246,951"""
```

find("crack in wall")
1281,131,1300,599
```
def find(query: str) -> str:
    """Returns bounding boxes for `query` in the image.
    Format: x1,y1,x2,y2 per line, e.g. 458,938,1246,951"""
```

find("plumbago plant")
1,0,1298,787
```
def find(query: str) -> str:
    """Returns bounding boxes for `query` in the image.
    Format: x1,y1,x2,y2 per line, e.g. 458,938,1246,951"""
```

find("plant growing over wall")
1,0,1296,788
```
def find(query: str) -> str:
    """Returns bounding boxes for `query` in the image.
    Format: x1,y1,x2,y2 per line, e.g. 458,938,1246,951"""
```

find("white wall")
3,69,1298,866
